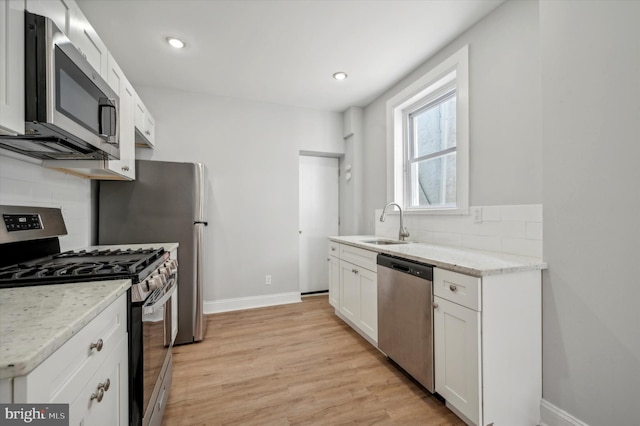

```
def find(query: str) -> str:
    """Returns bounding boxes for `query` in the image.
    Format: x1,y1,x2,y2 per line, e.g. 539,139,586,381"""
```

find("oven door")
142,276,176,425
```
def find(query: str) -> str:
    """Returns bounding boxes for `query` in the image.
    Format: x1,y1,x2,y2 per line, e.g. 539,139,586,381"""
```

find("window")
387,46,469,214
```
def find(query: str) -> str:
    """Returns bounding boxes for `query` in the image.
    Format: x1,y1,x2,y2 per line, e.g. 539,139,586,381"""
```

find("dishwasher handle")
377,254,433,280
391,263,411,273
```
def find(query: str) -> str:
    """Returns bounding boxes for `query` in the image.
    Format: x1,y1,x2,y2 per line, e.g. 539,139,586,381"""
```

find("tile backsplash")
0,155,92,250
375,204,543,258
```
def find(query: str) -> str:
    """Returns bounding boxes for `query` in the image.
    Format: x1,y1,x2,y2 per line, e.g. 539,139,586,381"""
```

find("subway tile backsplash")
0,155,92,251
375,204,543,258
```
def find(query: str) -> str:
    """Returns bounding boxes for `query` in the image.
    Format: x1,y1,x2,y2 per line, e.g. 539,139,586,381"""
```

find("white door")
299,156,339,293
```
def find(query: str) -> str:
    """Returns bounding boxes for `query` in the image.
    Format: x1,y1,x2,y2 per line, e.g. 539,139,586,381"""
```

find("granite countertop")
330,235,547,277
0,279,131,379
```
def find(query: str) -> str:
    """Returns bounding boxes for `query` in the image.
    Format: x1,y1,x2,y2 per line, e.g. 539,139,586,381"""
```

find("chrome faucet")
380,202,410,241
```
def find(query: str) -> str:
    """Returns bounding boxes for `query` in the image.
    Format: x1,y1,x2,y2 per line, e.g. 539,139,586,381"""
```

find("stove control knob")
140,280,149,292
147,276,160,291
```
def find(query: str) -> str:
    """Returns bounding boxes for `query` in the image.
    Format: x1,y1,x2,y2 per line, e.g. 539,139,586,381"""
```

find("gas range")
0,205,177,426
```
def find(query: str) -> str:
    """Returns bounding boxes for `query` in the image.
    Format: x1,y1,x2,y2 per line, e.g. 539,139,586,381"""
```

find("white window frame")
386,45,469,215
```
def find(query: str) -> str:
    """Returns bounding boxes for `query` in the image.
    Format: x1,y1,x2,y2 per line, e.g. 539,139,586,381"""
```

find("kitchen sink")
363,239,409,245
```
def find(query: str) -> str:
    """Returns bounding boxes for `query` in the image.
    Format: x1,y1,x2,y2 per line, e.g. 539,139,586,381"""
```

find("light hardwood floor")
162,295,464,426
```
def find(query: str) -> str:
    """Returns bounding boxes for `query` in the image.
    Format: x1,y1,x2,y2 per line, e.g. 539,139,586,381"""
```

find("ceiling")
76,0,505,112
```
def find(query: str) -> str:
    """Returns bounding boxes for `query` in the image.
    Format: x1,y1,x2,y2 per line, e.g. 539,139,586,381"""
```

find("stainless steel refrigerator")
98,160,208,345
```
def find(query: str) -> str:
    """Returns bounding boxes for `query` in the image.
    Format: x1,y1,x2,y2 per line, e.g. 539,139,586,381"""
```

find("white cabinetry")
0,0,25,136
433,267,541,426
25,0,72,35
327,242,340,308
332,243,378,344
134,95,156,148
67,1,108,77
26,0,106,78
10,293,129,425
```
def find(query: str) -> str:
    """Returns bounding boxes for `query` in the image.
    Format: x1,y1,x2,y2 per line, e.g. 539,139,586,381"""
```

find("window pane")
409,152,457,208
411,95,456,158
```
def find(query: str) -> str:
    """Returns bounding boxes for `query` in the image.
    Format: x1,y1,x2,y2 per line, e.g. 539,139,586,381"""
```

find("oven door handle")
143,276,177,315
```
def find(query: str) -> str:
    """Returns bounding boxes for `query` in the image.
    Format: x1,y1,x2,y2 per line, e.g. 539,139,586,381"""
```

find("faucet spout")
380,202,410,241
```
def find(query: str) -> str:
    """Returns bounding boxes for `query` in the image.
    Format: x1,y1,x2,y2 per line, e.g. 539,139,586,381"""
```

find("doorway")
299,155,339,294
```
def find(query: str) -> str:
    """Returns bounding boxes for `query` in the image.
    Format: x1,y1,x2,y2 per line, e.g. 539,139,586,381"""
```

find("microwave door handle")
143,277,177,315
98,98,117,144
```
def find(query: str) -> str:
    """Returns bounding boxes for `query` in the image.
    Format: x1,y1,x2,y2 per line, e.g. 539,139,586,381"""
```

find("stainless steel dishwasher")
377,254,434,392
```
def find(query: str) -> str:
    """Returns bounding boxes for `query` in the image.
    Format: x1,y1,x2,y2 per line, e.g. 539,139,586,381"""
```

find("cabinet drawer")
15,293,128,403
328,241,340,257
340,244,377,272
434,268,481,311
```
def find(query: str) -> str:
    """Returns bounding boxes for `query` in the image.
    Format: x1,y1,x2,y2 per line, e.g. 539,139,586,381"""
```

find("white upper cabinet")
67,1,108,77
0,1,25,136
25,0,72,35
134,94,156,148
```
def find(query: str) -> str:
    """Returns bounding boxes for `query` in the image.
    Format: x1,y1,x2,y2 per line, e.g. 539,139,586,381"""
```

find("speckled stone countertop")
0,280,131,379
330,235,547,277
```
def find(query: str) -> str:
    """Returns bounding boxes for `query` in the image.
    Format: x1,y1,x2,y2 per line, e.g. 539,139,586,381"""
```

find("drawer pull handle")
89,339,104,352
90,388,105,403
98,378,111,392
449,284,458,292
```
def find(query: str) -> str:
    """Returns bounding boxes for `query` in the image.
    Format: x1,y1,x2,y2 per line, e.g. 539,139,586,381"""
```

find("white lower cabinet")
327,254,340,308
434,295,481,425
433,267,541,426
329,242,378,344
10,293,129,425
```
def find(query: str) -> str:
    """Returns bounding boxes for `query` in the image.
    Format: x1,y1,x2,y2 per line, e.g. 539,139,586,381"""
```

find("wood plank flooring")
162,295,464,426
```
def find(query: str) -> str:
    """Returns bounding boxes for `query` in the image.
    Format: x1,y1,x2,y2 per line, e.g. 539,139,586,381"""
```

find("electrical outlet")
472,207,483,223
265,275,271,285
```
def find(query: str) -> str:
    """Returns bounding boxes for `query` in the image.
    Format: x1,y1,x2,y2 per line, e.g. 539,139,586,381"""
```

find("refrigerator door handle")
194,221,208,226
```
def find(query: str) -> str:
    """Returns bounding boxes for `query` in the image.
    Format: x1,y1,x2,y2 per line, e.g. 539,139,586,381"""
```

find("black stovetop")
0,247,166,289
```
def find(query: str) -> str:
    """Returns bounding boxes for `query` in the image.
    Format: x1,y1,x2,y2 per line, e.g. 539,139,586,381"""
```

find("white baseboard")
540,399,590,426
204,292,301,314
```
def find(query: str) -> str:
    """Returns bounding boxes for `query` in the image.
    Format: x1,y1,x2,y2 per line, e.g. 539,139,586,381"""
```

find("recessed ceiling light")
166,37,186,49
333,72,348,81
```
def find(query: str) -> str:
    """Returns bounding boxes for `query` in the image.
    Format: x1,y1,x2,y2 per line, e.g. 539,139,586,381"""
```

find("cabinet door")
105,53,135,179
68,333,128,426
0,0,25,136
357,267,377,342
339,260,359,324
328,256,340,308
25,0,72,35
134,94,156,147
68,1,108,77
434,296,481,425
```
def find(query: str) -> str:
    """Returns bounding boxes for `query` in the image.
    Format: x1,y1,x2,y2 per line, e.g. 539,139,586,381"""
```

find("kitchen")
1,0,639,425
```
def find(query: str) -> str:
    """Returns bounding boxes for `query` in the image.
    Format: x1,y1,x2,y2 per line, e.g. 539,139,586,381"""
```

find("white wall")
0,154,92,250
361,0,542,233
540,1,640,424
134,86,343,305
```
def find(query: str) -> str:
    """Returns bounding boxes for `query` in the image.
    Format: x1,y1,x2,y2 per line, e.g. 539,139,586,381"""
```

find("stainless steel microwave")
0,12,119,160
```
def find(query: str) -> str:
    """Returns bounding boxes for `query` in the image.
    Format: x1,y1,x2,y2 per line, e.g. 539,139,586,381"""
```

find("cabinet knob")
145,130,151,136
449,284,457,292
433,302,439,309
98,378,111,392
331,247,336,251
90,388,105,403
352,269,359,274
122,165,130,171
89,338,104,352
